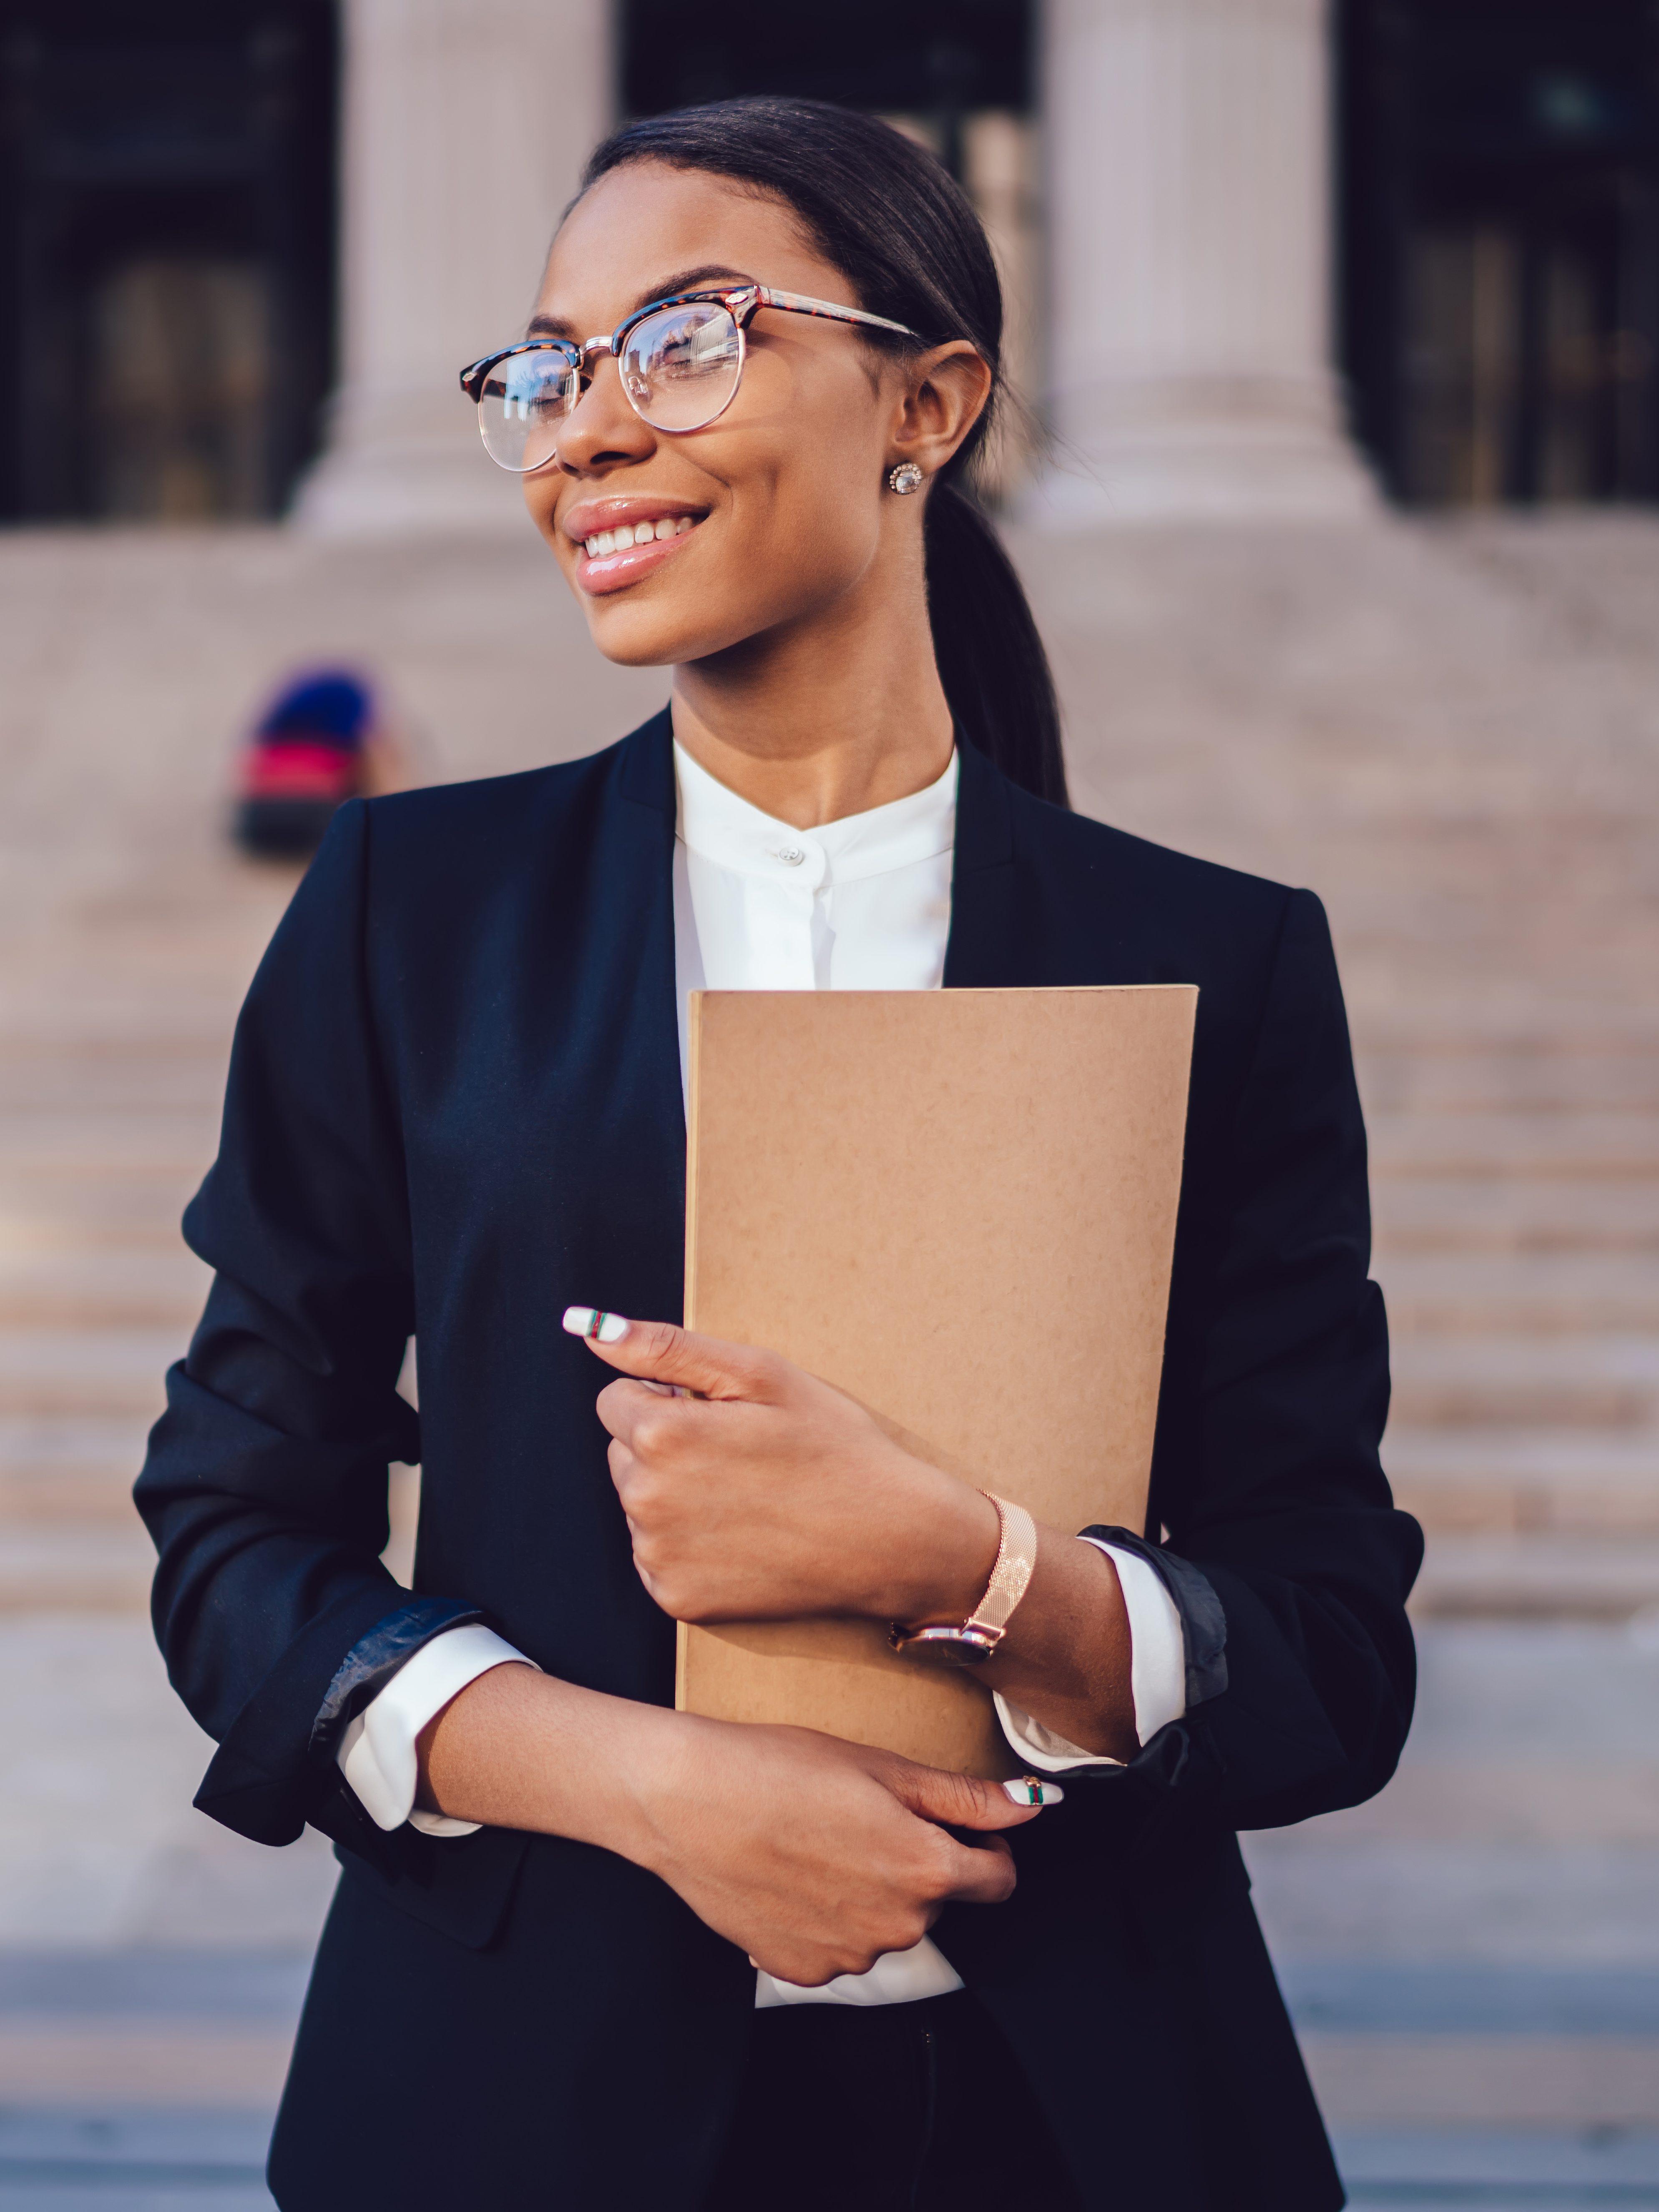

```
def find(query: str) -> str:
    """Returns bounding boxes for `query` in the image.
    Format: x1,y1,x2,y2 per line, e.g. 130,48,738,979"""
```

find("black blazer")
136,710,1420,2212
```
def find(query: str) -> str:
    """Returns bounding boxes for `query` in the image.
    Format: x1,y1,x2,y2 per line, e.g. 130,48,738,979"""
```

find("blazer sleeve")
1125,887,1422,1832
134,801,480,1852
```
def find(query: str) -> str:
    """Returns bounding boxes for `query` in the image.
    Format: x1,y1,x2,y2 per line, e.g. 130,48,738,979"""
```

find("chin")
582,587,777,671
583,601,720,669
587,626,687,671
588,566,864,671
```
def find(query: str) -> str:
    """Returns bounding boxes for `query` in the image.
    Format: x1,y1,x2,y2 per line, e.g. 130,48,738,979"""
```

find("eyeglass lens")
618,302,743,432
477,350,574,473
477,302,745,470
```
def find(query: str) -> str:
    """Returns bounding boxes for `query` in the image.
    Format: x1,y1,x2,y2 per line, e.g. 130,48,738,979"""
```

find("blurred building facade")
0,0,1656,526
0,0,337,523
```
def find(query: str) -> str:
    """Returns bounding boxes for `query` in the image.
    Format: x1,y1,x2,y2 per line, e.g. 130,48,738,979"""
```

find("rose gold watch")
889,1493,1039,1667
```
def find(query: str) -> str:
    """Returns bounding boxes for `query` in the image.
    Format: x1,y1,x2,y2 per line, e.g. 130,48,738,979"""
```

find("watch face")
890,1624,997,1667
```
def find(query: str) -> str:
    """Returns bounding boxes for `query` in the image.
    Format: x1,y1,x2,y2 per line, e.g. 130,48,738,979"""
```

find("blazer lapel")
943,738,1024,988
613,702,686,1150
527,704,689,1322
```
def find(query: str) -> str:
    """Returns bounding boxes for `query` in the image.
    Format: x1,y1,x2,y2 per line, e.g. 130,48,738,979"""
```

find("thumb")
885,1759,1064,1831
561,1308,777,1401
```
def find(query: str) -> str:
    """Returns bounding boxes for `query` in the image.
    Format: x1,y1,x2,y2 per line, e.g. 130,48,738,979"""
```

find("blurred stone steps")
1380,1251,1659,1334
0,1248,210,1328
1390,1335,1659,1428
1376,1179,1659,1253
1387,1430,1659,1533
0,908,249,1614
0,1000,224,1606
1369,1114,1659,1177
1403,1529,1659,1618
1359,1012,1659,1608
1360,1051,1659,1114
0,1332,177,1420
0,1522,157,1612
0,1118,219,1172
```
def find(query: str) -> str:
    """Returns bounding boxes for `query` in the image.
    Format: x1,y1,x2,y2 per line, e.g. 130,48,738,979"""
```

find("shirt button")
777,845,805,866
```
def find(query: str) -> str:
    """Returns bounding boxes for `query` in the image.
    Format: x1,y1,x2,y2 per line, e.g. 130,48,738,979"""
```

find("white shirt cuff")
993,1539,1186,1772
756,1935,964,2009
336,1624,536,1835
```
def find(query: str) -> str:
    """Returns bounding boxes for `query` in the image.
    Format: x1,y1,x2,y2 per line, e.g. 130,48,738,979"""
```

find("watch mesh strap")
967,1494,1038,1643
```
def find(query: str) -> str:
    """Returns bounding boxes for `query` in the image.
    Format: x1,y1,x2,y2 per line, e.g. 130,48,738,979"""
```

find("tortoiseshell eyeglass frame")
458,282,923,445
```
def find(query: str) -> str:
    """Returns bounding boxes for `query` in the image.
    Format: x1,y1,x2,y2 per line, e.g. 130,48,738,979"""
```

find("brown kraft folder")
677,985,1197,1778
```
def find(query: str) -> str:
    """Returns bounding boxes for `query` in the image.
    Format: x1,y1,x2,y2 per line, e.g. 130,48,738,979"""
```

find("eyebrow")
527,266,754,340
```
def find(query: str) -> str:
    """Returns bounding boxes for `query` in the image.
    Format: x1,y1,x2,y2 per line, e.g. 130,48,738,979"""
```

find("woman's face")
521,162,982,670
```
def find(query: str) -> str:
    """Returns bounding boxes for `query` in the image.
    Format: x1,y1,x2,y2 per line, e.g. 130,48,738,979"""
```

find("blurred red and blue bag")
234,669,378,857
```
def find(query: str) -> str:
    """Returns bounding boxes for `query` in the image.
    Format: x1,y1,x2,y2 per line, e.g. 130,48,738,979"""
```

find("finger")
561,1309,779,1401
885,1760,1063,1832
604,1434,636,1498
594,1375,687,1445
937,1829,1019,1906
996,1775,1067,1811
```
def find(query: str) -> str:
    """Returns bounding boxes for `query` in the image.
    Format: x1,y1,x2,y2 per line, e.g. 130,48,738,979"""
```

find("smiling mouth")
571,510,704,597
581,515,697,558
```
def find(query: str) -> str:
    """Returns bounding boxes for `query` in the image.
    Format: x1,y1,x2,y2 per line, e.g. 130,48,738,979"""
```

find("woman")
138,98,1420,2212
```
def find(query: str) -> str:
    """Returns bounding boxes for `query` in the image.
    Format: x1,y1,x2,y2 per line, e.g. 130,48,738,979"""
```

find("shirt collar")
673,739,958,885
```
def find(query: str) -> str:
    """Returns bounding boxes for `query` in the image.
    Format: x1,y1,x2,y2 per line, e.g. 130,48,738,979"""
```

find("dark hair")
579,97,1068,809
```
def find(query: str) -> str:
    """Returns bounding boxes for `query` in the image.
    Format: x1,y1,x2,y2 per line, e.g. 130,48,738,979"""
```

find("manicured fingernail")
1002,1777,1063,1807
562,1307,630,1344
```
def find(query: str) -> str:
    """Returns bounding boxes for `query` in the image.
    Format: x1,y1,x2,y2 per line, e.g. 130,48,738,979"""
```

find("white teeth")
582,516,698,558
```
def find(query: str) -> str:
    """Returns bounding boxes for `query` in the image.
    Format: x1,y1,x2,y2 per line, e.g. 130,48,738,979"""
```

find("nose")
554,350,655,477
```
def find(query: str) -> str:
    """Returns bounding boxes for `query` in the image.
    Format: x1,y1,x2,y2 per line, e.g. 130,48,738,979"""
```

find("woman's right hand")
417,1667,1045,1987
628,1714,1041,1986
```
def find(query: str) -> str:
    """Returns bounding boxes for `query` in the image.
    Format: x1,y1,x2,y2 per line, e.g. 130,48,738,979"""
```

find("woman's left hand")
564,1309,999,1626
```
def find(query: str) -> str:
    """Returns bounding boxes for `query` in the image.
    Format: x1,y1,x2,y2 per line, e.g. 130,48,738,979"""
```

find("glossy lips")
566,505,704,596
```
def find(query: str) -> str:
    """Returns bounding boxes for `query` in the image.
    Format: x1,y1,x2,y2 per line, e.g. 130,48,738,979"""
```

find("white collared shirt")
672,734,957,1000
339,737,1187,2010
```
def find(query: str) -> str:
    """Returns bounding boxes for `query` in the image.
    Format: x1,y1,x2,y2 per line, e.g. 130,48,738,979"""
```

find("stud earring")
887,462,924,495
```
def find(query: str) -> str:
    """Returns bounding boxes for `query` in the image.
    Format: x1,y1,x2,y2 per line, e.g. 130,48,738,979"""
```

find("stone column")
294,0,610,537
1031,0,1375,523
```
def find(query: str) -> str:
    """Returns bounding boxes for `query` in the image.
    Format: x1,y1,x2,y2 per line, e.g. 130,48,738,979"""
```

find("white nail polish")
561,1307,630,1344
1002,1777,1063,1807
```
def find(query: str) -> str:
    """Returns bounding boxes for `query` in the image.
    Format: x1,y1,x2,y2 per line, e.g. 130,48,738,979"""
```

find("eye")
619,304,743,431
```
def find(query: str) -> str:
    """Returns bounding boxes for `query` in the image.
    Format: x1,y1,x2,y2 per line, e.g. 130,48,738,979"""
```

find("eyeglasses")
459,282,922,473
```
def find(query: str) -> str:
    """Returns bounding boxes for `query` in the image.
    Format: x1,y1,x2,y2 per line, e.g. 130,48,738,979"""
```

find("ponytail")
580,97,1070,810
925,483,1068,808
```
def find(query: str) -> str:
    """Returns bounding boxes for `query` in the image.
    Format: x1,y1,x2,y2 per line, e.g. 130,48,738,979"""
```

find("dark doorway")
619,0,1033,178
0,0,337,522
1340,0,1659,505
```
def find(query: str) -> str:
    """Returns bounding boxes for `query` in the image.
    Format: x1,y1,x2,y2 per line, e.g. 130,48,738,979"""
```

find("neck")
669,544,955,830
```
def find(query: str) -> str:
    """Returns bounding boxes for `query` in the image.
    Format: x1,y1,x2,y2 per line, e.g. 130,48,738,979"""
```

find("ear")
887,342,994,482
